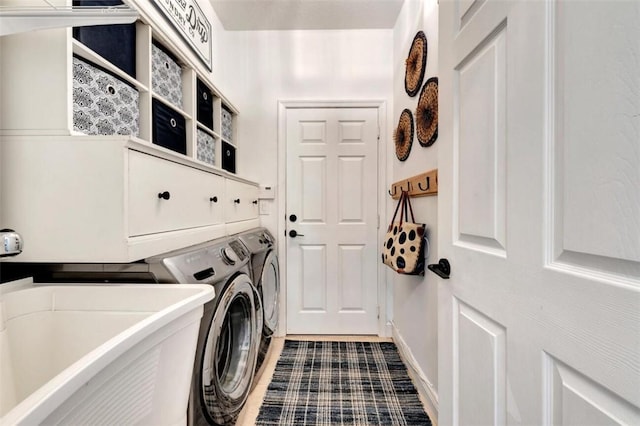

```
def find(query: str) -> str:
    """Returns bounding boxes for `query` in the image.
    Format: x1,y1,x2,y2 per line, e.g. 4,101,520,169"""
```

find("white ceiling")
209,0,404,31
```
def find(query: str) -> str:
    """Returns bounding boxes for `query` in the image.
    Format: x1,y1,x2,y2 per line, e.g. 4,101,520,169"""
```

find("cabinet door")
128,150,224,236
224,179,259,223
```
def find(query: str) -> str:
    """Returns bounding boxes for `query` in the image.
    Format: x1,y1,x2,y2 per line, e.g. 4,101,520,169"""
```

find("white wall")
221,30,394,237
391,0,439,407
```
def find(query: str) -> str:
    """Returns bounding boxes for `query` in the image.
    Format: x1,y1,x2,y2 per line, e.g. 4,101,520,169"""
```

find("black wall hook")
418,177,430,191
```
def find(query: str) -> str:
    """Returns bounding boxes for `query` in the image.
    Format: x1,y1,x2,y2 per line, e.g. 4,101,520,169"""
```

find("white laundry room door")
286,107,379,335
438,1,640,424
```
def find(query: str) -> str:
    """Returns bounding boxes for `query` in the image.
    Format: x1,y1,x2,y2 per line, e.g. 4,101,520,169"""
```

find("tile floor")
236,335,435,426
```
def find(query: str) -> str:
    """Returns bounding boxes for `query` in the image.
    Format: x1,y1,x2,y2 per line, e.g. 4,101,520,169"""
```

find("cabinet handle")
158,191,171,200
210,196,218,203
234,199,240,204
252,200,258,205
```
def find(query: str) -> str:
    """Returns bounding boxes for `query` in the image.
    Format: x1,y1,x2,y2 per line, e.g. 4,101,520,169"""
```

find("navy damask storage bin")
196,78,214,130
73,0,136,78
152,99,186,155
72,56,139,136
222,141,236,174
152,42,183,108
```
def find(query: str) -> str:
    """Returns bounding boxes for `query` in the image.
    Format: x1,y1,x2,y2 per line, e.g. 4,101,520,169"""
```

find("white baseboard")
382,321,393,338
392,322,439,425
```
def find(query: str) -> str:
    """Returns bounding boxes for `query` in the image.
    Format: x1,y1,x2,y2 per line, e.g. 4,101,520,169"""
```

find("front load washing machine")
147,237,261,426
236,228,279,383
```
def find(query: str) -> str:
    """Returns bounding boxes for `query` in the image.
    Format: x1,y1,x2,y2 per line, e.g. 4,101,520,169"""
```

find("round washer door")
260,251,279,335
200,274,258,425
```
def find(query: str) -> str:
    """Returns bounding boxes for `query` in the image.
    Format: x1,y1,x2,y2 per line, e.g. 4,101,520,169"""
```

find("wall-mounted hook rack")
389,169,438,199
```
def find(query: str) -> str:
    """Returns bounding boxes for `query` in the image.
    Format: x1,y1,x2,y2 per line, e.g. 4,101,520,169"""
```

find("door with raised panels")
438,1,639,424
286,107,379,334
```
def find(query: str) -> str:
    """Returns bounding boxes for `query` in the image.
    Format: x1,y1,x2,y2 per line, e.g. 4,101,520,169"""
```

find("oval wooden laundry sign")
152,0,212,71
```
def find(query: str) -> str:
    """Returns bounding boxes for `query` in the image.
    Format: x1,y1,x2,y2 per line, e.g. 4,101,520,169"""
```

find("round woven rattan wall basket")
404,31,428,97
395,109,414,161
415,77,438,147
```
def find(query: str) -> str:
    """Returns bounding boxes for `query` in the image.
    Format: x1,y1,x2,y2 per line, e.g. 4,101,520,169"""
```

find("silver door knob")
1,229,23,257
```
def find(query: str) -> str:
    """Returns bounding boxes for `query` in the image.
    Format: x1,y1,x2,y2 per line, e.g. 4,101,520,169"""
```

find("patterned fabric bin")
197,129,216,166
152,43,183,109
221,106,233,141
72,57,139,136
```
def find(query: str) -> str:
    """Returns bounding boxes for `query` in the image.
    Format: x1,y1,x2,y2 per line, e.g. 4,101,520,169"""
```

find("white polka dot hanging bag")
382,190,426,275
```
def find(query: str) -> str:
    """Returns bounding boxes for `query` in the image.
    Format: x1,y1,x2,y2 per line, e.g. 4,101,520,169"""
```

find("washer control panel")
156,238,250,284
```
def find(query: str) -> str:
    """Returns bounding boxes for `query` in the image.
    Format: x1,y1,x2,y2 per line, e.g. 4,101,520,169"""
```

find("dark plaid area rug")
255,340,432,425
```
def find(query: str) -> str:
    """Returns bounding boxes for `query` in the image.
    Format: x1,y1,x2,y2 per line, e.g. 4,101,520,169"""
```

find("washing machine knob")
220,247,239,265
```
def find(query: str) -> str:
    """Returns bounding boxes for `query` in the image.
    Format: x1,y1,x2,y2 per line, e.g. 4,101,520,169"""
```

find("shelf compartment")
196,78,215,130
221,140,236,174
196,129,216,167
72,0,136,78
73,40,147,92
72,56,140,137
152,99,187,155
151,41,183,109
221,104,234,142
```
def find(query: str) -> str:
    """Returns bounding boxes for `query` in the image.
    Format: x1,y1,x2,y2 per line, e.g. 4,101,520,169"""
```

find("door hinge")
377,214,380,229
377,306,380,319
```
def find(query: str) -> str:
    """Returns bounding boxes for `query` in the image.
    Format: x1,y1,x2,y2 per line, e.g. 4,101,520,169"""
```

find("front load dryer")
236,228,279,383
147,238,261,426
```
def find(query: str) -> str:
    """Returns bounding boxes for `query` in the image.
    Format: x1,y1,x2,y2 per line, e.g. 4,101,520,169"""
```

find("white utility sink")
0,278,214,425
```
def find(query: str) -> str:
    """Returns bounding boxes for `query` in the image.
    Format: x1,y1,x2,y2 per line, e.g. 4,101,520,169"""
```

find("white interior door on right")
438,1,639,425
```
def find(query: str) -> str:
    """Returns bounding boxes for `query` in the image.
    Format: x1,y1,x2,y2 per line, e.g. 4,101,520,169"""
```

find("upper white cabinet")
0,1,257,263
0,136,258,263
